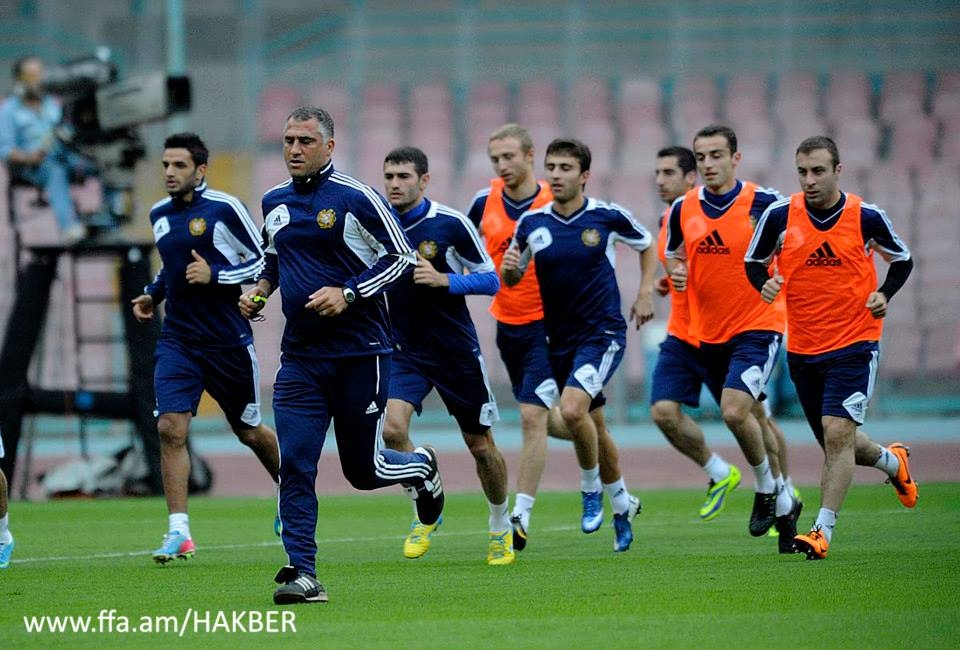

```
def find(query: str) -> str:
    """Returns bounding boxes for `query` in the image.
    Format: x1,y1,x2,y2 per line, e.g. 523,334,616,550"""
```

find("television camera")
42,48,191,224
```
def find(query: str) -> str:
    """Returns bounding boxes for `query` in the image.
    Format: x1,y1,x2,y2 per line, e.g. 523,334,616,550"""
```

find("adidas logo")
365,401,379,415
695,230,730,254
806,241,842,266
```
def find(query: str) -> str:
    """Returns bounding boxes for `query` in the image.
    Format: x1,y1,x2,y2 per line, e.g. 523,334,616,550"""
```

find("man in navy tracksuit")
240,107,443,605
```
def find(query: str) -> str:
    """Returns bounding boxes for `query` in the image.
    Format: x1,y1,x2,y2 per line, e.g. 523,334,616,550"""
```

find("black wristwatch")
342,287,356,304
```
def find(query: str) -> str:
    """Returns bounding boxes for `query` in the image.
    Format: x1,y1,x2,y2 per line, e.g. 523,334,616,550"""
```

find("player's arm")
306,189,415,316
205,199,266,286
609,203,657,327
663,200,688,291
500,215,531,287
440,211,500,296
862,203,914,318
239,220,277,319
745,200,789,303
131,266,167,322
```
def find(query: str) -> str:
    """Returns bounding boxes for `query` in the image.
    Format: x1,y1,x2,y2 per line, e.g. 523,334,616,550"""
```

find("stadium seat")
617,75,663,123
880,322,922,375
518,80,561,130
567,76,612,123
773,71,821,120
575,120,616,178
887,116,938,172
724,72,770,123
258,85,303,144
466,82,511,147
306,82,351,126
824,71,873,122
922,321,960,373
880,71,928,123
672,75,721,143
829,116,881,174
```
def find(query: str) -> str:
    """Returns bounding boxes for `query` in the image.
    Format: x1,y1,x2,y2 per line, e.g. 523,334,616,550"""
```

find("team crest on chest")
316,209,337,229
188,218,207,236
418,240,439,259
581,228,601,247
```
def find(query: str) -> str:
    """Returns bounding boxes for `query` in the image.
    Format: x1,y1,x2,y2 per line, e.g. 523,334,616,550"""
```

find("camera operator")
0,55,97,245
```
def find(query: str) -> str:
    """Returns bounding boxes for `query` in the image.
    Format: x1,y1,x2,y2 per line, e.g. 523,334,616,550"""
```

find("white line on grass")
11,525,588,565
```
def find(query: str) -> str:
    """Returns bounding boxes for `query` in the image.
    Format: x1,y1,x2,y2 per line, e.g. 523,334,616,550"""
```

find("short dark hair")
12,55,40,80
287,106,335,140
693,124,738,154
163,132,209,166
796,135,841,168
657,146,696,175
545,138,592,173
384,146,429,176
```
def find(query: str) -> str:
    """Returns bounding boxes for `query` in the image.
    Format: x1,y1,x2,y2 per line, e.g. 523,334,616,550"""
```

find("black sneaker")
411,446,444,526
510,515,527,552
273,565,329,604
748,491,776,537
774,495,803,554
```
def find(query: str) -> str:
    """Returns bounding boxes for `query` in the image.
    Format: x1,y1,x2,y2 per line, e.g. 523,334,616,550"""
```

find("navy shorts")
548,334,621,411
389,347,499,435
650,334,719,407
699,330,782,401
788,341,880,444
496,320,558,408
154,336,262,429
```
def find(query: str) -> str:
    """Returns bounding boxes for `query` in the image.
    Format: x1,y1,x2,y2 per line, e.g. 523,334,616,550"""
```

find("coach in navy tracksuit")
240,107,443,605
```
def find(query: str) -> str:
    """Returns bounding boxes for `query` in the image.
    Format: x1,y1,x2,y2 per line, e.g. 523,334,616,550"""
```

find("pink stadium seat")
608,173,657,224
575,120,616,177
880,71,927,122
258,85,303,144
362,82,401,107
861,162,914,227
672,75,721,141
724,73,769,122
824,71,872,122
887,117,937,171
829,116,880,173
568,76,612,123
880,323,921,375
466,82,511,147
306,82,351,125
932,89,960,121
617,123,671,174
938,124,960,161
773,71,820,118
923,321,960,373
618,75,663,123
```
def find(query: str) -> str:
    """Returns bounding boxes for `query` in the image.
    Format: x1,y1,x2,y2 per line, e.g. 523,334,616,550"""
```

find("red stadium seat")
258,85,303,144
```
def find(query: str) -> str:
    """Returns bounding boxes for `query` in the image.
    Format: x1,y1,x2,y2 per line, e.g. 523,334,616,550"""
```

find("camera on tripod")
43,47,191,226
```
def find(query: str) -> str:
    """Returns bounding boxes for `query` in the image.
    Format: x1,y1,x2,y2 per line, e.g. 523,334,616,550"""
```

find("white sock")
873,446,900,478
603,478,631,515
785,475,797,498
751,456,776,494
775,475,794,516
814,508,837,543
702,453,732,483
512,493,535,530
169,513,191,538
0,514,10,543
580,466,601,494
488,499,510,532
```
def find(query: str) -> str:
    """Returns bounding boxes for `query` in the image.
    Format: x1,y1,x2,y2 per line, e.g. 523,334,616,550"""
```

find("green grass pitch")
2,483,958,649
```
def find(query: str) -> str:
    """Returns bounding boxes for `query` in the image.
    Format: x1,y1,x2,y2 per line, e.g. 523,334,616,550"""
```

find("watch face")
344,288,356,303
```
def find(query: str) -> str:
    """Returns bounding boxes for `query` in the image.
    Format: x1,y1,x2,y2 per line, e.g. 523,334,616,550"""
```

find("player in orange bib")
664,125,800,548
745,136,917,560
